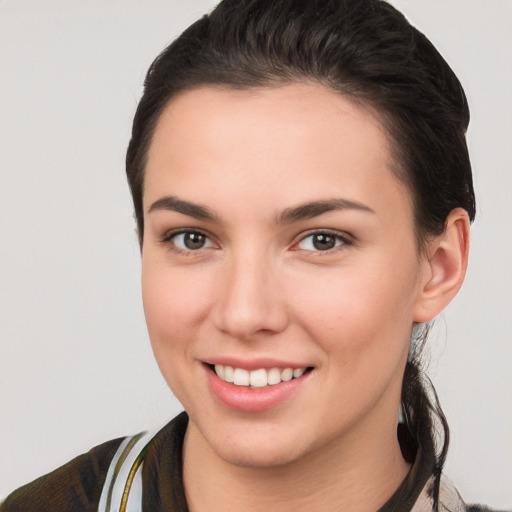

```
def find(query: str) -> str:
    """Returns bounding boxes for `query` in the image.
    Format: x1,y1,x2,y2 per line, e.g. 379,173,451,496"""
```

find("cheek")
141,261,212,356
141,262,215,408
287,257,419,360
289,265,416,420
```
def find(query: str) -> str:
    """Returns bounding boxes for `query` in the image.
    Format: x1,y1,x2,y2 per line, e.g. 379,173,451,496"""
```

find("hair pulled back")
126,0,475,507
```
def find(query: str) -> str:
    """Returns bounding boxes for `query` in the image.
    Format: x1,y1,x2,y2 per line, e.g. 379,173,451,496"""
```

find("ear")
413,208,471,323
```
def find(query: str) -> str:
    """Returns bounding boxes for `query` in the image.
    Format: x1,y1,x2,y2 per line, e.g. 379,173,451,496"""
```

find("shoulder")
0,437,123,512
466,507,511,512
0,414,189,512
413,475,505,512
436,477,507,512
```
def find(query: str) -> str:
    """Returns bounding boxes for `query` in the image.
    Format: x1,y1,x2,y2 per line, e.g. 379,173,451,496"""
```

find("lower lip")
205,367,310,413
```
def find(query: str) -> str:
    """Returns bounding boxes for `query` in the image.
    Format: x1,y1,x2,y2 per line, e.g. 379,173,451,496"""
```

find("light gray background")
0,0,511,508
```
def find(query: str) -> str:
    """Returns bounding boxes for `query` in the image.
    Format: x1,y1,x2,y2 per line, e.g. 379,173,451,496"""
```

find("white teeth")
233,368,250,386
249,368,268,388
214,364,224,379
223,365,234,383
293,368,305,378
280,368,293,382
267,367,281,385
213,364,308,387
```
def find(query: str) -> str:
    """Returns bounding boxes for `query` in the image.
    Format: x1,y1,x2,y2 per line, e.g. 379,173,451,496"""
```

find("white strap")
124,462,144,512
97,429,157,512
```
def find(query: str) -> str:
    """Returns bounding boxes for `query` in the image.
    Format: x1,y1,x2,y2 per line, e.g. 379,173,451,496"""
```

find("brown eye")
183,232,206,250
312,234,336,250
168,231,215,252
296,232,347,252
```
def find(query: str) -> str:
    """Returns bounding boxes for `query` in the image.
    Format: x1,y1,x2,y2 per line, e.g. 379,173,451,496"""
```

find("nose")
212,251,289,340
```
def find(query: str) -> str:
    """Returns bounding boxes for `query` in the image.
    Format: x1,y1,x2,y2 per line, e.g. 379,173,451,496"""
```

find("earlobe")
413,208,471,323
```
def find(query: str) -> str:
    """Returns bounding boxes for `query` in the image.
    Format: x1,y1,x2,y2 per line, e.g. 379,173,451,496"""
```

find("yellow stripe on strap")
105,433,145,512
119,445,149,512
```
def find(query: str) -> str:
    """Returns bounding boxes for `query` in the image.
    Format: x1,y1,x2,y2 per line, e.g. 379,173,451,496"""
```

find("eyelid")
160,227,206,241
159,227,352,254
159,228,218,252
291,229,353,253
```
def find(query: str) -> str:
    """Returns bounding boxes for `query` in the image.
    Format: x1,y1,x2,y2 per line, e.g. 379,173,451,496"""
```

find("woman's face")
141,84,430,468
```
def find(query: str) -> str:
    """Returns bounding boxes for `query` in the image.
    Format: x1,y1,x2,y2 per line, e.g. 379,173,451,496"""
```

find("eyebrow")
148,196,219,221
147,195,374,223
278,198,375,224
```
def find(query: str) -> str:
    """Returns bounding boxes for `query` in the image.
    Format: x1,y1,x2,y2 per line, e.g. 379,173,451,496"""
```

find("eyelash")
159,229,353,255
292,229,353,255
160,229,217,255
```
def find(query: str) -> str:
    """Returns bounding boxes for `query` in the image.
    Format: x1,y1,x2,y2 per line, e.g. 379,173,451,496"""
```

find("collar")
412,474,466,512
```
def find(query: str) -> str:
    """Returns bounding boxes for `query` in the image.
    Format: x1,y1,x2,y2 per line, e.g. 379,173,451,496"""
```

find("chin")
199,419,320,470
213,439,305,469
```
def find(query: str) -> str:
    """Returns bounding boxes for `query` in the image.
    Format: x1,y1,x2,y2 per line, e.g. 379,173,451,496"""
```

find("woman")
0,0,505,511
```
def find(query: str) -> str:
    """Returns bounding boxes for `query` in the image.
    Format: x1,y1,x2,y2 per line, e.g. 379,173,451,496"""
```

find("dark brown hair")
126,0,475,507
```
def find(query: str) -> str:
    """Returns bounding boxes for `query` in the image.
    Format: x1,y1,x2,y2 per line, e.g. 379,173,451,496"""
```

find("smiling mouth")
210,364,313,388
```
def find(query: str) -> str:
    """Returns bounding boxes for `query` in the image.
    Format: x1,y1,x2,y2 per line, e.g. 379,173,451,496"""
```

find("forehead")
144,84,411,221
148,83,390,164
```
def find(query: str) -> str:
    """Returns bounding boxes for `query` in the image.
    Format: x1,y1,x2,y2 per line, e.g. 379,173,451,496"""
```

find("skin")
141,84,469,512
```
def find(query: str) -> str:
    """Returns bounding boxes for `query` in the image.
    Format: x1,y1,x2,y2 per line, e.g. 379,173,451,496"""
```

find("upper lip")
203,357,313,371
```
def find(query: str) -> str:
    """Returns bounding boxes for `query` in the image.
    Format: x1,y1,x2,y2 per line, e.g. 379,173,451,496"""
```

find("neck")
182,414,410,512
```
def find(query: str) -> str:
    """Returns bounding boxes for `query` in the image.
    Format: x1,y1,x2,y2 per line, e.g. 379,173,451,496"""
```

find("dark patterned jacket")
1,412,500,512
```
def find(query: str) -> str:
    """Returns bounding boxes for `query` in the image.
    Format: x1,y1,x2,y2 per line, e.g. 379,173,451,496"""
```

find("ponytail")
401,324,450,512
